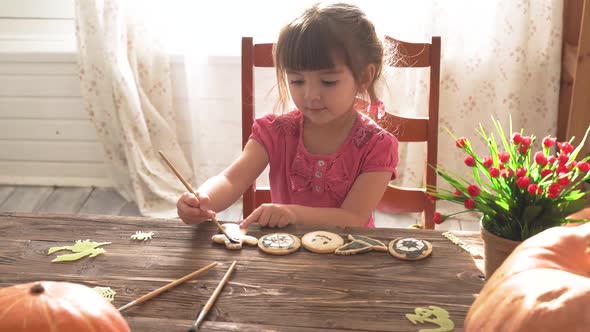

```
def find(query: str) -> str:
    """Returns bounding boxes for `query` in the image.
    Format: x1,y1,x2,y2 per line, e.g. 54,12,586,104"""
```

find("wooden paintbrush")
187,260,237,331
158,151,239,243
118,262,217,312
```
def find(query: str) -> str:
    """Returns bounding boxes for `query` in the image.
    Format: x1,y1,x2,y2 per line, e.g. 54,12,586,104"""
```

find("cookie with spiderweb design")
302,231,344,254
258,233,301,255
388,237,433,261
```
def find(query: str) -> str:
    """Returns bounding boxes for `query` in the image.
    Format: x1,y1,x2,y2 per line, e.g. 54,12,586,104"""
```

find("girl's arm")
198,139,269,212
241,171,392,228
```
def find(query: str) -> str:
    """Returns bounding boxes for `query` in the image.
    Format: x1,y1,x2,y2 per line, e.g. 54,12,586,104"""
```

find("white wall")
0,0,94,186
0,0,278,187
0,0,76,52
0,50,204,187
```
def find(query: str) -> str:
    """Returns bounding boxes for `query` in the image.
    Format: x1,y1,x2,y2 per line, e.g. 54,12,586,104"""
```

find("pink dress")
250,110,399,227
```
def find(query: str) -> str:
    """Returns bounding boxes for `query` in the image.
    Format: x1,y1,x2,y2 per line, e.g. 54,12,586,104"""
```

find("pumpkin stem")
30,283,45,295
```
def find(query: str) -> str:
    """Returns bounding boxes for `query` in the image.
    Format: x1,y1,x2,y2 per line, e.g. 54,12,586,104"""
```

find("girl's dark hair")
273,2,383,113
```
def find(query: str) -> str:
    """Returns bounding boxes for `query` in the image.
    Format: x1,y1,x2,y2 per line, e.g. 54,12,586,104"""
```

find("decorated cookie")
258,233,301,255
212,223,258,250
302,231,344,254
334,239,373,255
388,237,433,261
347,234,387,252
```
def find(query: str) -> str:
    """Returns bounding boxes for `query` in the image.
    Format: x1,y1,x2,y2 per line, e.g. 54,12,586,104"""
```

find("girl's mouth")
307,108,327,112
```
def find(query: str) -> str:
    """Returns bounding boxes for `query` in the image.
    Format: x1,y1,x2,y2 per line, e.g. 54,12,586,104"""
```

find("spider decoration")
131,231,154,241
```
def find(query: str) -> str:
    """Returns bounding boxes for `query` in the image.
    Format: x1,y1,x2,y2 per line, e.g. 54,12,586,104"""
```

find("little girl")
177,2,399,228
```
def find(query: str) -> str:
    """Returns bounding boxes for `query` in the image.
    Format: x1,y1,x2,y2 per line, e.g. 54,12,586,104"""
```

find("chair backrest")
241,36,441,229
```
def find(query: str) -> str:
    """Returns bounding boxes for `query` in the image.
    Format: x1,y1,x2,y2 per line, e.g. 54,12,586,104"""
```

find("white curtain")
75,0,194,218
75,0,563,217
370,1,563,194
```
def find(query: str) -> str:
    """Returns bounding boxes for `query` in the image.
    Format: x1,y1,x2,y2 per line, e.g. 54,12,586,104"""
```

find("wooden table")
0,213,484,331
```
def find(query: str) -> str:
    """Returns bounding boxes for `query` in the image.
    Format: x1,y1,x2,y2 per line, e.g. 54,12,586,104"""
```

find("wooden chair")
241,35,441,229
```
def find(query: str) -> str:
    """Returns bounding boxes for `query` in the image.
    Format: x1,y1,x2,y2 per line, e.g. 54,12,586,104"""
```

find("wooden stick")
188,260,237,332
158,151,239,243
118,262,217,312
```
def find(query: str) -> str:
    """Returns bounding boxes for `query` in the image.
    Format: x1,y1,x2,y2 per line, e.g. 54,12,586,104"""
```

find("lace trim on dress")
270,112,300,136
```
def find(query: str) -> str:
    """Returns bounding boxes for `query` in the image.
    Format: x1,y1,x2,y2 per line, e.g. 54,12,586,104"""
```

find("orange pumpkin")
465,223,590,331
0,281,130,332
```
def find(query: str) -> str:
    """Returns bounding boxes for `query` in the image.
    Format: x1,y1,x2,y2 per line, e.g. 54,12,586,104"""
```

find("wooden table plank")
0,213,484,332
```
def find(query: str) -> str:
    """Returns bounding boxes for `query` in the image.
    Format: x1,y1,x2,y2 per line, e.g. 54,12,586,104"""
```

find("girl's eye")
289,80,304,85
322,80,337,86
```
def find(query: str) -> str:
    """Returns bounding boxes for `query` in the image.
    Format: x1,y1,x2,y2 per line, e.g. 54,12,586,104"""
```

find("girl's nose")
304,85,321,101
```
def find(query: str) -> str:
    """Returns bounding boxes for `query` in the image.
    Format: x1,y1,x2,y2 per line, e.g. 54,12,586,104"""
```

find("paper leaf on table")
442,232,483,258
93,286,116,302
48,240,111,262
131,231,154,241
405,305,454,332
48,239,111,254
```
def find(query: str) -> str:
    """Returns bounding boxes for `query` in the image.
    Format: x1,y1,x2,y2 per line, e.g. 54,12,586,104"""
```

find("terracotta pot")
480,225,521,278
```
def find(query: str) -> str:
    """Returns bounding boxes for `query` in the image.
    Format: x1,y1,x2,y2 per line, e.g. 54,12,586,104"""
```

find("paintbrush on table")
158,151,240,243
188,260,238,331
118,262,217,312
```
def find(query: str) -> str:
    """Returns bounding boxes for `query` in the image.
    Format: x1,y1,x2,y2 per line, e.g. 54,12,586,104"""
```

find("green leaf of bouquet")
522,205,544,225
560,199,587,216
564,192,585,201
569,125,590,161
561,218,590,225
492,117,512,158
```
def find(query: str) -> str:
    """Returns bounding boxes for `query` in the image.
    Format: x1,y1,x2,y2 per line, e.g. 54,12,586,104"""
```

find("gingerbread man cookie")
212,223,258,250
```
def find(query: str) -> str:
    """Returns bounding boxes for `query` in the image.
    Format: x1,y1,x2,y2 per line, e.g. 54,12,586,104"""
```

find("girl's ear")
359,64,376,92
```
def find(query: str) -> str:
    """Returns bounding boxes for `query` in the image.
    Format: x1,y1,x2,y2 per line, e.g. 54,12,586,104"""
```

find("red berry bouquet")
429,119,590,241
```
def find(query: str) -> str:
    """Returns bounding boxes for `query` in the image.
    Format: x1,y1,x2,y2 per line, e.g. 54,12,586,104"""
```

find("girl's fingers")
277,215,289,228
177,200,207,225
258,207,272,227
182,192,200,208
196,192,211,212
240,206,262,229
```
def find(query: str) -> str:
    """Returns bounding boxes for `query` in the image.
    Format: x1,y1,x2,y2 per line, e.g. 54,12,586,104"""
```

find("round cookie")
258,233,301,255
302,231,344,254
388,237,433,261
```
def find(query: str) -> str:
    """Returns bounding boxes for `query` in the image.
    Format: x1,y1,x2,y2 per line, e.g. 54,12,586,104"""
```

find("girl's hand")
240,204,296,229
176,191,216,225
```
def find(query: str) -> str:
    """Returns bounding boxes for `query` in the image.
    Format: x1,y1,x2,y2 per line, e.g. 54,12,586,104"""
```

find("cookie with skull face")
388,237,433,261
302,231,344,254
